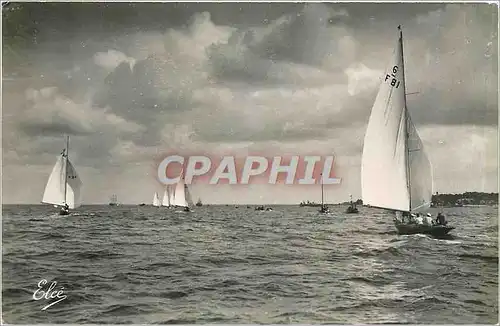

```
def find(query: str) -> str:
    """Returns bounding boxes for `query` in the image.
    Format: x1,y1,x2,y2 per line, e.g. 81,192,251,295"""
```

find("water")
2,204,498,324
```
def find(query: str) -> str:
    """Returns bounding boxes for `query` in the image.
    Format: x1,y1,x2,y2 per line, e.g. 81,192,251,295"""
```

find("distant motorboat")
255,205,272,211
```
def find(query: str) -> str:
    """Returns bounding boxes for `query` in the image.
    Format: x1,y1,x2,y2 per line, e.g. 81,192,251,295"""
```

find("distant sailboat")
346,194,359,214
162,187,170,207
42,136,83,215
171,176,192,212
168,185,175,208
109,194,118,206
319,173,329,214
361,26,454,236
196,198,203,206
152,192,161,207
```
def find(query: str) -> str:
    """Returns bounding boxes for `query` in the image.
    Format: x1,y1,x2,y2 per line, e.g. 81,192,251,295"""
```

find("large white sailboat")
42,136,83,215
361,26,454,236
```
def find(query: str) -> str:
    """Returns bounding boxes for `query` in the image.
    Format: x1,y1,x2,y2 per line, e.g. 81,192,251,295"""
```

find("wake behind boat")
41,135,83,215
361,26,454,237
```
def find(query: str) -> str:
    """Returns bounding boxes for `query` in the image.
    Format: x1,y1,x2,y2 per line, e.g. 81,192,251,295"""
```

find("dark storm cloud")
3,2,497,160
21,121,91,137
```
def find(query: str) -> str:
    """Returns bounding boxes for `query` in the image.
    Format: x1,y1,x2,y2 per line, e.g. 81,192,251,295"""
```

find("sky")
2,2,498,205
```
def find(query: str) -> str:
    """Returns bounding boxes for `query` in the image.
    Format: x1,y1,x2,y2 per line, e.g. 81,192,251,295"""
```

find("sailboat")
346,195,359,214
196,198,203,207
42,136,83,215
318,173,329,213
109,194,118,206
162,187,170,208
168,185,175,208
361,26,454,236
152,192,161,207
170,176,192,212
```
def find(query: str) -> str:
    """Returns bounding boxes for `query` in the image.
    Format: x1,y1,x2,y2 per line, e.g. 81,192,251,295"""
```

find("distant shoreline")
3,192,498,206
2,203,498,207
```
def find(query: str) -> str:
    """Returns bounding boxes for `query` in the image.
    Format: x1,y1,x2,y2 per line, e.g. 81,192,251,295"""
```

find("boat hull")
59,209,70,216
346,207,359,214
394,221,454,236
319,206,329,213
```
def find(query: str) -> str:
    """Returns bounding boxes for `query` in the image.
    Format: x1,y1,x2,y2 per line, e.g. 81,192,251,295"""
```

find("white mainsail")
168,185,175,206
361,26,432,213
42,148,83,209
162,188,170,207
171,179,188,207
185,184,194,207
153,192,161,207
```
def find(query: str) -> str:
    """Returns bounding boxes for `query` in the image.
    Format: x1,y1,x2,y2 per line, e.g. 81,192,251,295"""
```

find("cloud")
418,125,498,192
94,49,136,71
91,3,497,150
2,3,498,204
20,86,143,137
10,86,145,167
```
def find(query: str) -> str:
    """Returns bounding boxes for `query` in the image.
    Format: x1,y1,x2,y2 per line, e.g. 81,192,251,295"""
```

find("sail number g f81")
385,65,401,88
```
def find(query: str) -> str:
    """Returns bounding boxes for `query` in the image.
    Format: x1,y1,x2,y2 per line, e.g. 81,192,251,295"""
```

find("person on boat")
414,213,424,225
423,213,433,226
436,212,447,225
401,211,410,223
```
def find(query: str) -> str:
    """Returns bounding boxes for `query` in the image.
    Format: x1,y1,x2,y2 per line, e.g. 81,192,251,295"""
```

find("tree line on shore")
300,192,498,207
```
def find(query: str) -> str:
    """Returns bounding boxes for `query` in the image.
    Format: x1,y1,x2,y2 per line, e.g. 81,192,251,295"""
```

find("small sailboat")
109,194,118,206
318,173,329,214
170,176,192,212
162,187,170,208
152,192,161,207
346,195,359,214
196,198,203,206
361,26,454,236
42,136,83,215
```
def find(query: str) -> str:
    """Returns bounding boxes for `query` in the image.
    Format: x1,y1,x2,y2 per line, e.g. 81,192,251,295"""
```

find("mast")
320,173,324,208
63,135,69,205
398,25,411,212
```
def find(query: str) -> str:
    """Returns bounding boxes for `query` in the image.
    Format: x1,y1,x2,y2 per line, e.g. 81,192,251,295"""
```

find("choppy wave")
2,204,498,324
